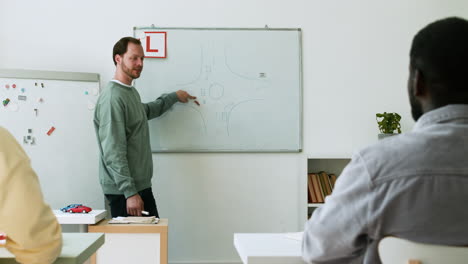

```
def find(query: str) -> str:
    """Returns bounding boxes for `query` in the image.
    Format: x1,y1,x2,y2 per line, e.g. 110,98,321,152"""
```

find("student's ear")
413,69,427,97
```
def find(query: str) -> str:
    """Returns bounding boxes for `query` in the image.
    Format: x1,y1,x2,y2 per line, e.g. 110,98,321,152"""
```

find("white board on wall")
133,27,303,152
0,69,103,210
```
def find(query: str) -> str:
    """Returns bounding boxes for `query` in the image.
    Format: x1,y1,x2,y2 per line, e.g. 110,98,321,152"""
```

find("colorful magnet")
47,126,55,136
12,84,16,88
3,98,10,106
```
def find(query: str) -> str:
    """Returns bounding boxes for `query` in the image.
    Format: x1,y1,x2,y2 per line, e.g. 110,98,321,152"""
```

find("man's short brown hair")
112,37,142,65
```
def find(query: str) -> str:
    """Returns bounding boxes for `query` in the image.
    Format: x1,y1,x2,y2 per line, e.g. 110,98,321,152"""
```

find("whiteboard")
134,27,303,152
0,69,104,210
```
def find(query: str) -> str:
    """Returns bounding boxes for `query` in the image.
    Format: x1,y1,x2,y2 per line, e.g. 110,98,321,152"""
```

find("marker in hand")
141,210,149,216
176,90,199,106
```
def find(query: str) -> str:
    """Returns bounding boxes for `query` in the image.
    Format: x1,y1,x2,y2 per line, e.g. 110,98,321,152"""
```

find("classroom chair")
378,236,468,264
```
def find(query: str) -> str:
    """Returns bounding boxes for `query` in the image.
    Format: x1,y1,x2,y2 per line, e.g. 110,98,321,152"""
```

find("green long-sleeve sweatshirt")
93,80,178,198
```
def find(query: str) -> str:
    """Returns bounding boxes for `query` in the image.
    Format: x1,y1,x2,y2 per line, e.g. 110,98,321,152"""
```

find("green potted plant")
376,112,401,140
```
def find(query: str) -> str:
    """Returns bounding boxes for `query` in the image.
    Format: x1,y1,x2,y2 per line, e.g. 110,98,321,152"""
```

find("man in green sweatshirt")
94,37,197,217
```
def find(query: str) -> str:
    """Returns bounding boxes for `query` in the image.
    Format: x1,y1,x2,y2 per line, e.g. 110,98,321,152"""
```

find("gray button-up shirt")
302,104,468,264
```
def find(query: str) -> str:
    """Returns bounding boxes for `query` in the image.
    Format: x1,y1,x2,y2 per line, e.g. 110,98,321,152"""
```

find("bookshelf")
307,158,351,218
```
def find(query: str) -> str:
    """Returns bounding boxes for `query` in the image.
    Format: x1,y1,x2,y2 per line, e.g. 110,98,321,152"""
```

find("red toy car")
67,205,92,213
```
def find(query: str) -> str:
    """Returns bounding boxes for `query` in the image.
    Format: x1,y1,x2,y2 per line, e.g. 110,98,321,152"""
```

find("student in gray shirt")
302,17,468,264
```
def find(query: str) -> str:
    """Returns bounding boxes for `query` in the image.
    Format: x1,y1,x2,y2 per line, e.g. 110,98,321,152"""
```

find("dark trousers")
105,188,159,218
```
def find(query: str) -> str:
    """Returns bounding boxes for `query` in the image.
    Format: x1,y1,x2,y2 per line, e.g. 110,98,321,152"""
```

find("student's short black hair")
410,17,468,105
112,37,142,65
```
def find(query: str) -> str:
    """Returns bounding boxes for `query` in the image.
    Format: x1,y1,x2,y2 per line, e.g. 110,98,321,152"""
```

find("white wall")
1,1,467,263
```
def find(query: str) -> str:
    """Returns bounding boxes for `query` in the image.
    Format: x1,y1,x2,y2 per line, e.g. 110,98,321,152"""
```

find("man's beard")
122,62,142,80
409,93,423,121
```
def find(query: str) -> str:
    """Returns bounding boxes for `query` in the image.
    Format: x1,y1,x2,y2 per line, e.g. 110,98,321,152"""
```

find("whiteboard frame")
0,68,99,82
133,27,303,153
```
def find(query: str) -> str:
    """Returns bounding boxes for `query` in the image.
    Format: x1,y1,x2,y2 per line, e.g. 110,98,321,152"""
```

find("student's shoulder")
358,132,422,161
0,127,17,146
356,132,425,183
0,127,27,161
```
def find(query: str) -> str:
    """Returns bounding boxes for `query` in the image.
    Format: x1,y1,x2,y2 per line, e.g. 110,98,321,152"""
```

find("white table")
54,210,107,232
234,233,306,264
0,233,105,264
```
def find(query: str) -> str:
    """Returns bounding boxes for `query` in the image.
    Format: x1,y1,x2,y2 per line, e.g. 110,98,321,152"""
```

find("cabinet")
88,219,168,264
307,158,350,218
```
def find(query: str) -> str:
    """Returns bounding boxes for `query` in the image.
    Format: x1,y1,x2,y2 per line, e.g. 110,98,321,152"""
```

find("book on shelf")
310,173,324,203
307,173,314,203
329,173,337,188
308,171,340,204
326,173,334,191
319,171,333,197
316,171,329,198
307,173,319,203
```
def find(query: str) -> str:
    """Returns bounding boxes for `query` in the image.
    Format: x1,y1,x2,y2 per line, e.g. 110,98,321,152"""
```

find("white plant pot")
378,133,397,140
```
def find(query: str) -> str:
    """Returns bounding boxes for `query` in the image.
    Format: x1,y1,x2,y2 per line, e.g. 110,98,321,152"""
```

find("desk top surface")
0,233,104,264
53,210,107,224
234,233,305,264
88,218,168,233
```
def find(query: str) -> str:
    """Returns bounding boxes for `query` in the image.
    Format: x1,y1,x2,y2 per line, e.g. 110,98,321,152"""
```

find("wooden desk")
0,233,104,264
234,233,306,264
88,218,168,264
